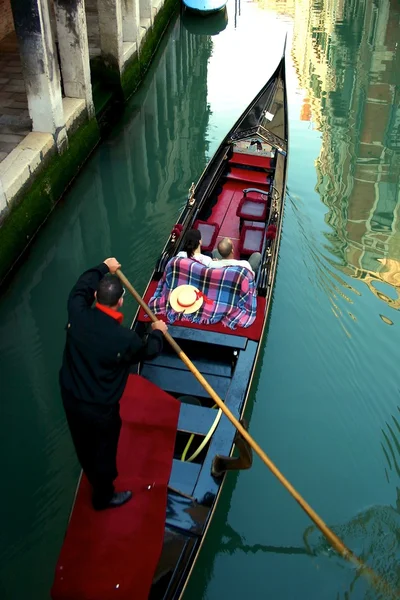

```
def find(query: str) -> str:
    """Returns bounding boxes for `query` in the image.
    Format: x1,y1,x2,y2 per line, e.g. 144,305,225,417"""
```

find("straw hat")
169,285,204,314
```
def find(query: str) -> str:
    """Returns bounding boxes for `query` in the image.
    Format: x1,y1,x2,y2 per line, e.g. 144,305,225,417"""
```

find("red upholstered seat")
236,197,268,221
194,220,220,251
239,225,265,256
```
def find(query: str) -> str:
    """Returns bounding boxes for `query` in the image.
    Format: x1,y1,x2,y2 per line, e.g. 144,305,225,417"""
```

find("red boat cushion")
51,375,179,600
230,151,272,169
236,197,268,221
194,220,219,251
239,225,265,255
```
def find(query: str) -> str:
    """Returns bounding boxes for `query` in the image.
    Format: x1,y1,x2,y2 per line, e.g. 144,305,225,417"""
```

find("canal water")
1,0,400,598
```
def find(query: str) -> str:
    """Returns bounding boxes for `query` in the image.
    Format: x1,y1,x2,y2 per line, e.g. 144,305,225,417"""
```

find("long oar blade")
116,269,399,599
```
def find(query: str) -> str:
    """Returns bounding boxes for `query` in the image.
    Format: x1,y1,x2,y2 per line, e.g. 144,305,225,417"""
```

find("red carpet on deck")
51,375,179,600
208,186,237,224
139,280,265,341
218,188,245,240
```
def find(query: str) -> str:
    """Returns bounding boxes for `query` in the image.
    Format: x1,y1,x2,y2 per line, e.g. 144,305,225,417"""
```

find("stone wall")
0,0,180,287
0,0,14,40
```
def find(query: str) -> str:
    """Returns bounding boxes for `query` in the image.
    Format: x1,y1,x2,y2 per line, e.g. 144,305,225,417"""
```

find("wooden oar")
117,269,399,598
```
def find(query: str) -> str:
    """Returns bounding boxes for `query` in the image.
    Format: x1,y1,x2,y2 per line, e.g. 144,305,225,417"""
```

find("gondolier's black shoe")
93,490,132,511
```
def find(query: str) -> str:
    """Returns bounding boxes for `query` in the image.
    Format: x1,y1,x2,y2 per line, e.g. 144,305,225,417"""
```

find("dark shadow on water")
181,6,228,36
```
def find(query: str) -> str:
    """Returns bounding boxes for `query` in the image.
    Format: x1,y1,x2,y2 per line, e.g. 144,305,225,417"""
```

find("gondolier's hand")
151,321,168,333
103,257,121,273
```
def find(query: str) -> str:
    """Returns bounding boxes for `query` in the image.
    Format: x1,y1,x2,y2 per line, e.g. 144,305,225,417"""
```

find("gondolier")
59,257,167,511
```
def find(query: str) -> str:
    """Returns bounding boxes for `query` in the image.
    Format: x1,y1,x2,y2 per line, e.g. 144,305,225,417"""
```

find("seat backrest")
193,220,220,251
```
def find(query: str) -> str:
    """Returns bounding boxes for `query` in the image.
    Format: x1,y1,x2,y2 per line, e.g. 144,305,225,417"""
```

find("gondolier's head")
95,275,125,309
182,229,202,258
217,237,234,259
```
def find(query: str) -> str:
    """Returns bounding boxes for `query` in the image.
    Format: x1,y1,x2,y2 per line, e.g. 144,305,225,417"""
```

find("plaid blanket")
149,257,257,329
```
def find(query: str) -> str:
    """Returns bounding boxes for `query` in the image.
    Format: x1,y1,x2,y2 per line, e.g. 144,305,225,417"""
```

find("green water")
1,0,400,598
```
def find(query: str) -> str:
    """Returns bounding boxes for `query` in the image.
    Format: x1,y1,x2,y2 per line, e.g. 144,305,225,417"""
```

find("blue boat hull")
183,0,227,15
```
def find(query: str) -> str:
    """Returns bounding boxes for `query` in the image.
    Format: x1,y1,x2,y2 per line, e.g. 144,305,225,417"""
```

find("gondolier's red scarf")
95,303,124,323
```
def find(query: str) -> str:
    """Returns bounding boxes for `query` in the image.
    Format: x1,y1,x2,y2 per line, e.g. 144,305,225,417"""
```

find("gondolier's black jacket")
59,263,163,413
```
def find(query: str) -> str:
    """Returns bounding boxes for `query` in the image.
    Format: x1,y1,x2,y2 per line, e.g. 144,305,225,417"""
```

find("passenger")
177,229,213,267
210,237,261,275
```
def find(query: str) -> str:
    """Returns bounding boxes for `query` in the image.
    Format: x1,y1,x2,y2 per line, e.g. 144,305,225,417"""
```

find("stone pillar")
122,0,140,47
140,0,153,23
0,177,7,215
53,0,95,119
11,0,68,151
97,0,124,74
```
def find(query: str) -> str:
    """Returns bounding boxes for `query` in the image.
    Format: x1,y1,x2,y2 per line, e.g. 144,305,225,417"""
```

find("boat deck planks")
208,166,270,243
207,184,238,225
169,460,202,496
166,325,248,348
140,364,231,400
177,404,220,436
217,186,244,240
144,350,232,378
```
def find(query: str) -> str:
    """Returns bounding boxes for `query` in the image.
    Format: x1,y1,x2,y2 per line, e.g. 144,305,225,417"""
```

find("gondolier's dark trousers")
61,386,121,509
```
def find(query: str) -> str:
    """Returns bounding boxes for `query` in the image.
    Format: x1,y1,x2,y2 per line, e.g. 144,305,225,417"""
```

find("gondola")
52,49,288,600
182,0,227,16
136,47,288,598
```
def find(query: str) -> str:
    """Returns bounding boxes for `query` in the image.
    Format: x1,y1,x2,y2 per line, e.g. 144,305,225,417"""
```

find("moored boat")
181,5,228,34
52,48,288,600
182,0,227,16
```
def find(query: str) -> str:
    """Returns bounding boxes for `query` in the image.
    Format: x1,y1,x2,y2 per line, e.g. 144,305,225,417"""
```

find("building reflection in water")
290,0,400,314
101,16,213,258
289,4,400,582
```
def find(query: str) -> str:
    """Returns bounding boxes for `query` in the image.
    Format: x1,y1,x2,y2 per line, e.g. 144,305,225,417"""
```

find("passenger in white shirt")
210,237,261,275
177,229,213,267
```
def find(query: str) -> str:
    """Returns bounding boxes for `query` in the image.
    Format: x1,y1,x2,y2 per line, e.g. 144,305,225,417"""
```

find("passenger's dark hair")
182,229,201,258
96,275,124,307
